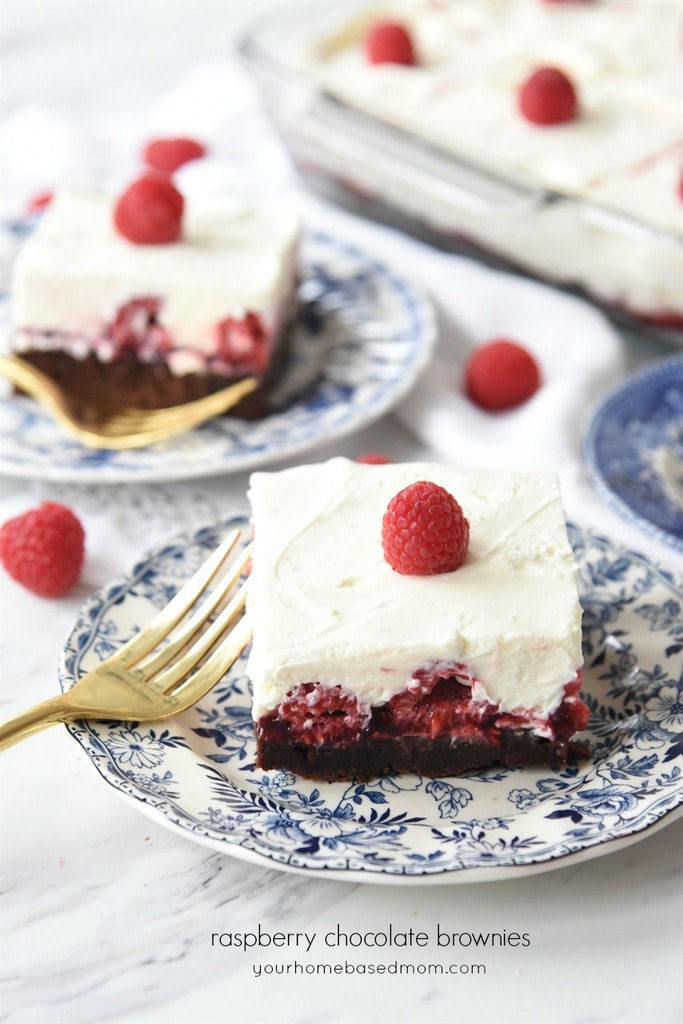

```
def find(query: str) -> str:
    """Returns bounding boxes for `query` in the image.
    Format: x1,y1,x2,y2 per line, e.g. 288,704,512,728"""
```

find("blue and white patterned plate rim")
0,228,435,483
60,514,683,884
584,352,683,554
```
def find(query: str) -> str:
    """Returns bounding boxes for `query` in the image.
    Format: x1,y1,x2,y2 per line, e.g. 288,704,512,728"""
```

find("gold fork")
0,529,253,751
0,353,258,449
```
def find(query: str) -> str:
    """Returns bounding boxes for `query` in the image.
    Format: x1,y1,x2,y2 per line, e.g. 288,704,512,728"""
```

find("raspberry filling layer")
16,297,273,377
258,666,588,749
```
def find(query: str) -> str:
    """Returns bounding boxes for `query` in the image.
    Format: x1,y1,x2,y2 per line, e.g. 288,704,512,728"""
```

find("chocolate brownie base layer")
256,731,589,782
18,341,291,422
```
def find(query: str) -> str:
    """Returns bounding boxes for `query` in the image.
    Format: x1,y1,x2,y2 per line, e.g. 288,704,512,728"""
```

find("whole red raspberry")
113,171,184,244
518,67,578,125
464,338,541,411
142,136,207,174
365,21,416,65
382,481,470,575
356,453,392,465
0,502,85,598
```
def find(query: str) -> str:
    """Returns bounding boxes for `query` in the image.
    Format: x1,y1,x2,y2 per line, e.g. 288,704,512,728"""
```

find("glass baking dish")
239,1,683,344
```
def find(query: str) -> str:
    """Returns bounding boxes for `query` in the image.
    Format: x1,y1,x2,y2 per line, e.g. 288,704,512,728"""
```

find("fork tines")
118,528,252,695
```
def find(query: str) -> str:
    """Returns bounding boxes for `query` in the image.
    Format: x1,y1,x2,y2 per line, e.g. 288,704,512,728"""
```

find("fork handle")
0,693,75,751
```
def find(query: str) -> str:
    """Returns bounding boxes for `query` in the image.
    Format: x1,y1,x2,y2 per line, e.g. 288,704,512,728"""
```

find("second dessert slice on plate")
11,183,300,420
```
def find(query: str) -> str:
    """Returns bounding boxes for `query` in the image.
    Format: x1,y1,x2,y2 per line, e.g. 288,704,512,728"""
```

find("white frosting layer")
246,458,583,721
293,0,683,316
12,187,300,363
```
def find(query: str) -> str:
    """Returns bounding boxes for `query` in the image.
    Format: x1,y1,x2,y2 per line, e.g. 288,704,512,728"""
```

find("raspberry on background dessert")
10,186,300,420
247,457,587,782
355,452,393,465
25,190,53,215
142,136,207,174
113,171,184,244
518,67,578,126
364,21,416,66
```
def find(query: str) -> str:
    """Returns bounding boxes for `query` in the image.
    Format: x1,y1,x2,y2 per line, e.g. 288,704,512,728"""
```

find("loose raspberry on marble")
271,682,369,745
464,338,541,411
382,481,470,575
142,136,207,174
365,21,416,65
114,171,184,244
677,169,683,202
0,502,85,598
518,67,578,125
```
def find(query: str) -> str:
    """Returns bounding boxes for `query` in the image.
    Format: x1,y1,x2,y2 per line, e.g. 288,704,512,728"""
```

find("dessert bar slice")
11,187,300,419
247,457,587,782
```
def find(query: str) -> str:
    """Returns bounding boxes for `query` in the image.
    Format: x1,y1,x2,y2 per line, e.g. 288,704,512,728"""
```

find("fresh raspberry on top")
142,136,207,174
464,338,541,411
678,169,683,202
518,67,578,125
382,481,470,575
0,502,85,598
113,171,184,244
365,21,416,65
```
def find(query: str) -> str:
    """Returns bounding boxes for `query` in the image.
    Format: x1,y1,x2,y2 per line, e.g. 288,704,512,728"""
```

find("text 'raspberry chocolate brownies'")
11,183,300,420
246,457,588,782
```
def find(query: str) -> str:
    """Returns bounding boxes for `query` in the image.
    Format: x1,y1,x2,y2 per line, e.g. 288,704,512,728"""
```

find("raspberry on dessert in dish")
10,185,300,421
464,338,541,412
247,457,587,782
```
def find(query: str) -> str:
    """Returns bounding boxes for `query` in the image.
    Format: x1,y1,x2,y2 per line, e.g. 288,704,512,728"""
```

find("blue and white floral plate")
584,353,683,552
0,230,434,483
60,515,683,883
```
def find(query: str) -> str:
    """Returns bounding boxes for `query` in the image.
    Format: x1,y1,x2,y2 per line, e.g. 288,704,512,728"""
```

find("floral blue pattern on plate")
0,230,434,483
584,353,683,552
60,515,683,883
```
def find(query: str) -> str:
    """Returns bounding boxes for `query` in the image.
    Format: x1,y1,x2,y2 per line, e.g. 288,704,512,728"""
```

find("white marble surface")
1,3,682,1023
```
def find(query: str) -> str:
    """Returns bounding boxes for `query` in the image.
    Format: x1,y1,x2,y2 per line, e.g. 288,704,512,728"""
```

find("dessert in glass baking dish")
247,458,587,781
10,183,300,419
240,0,683,334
